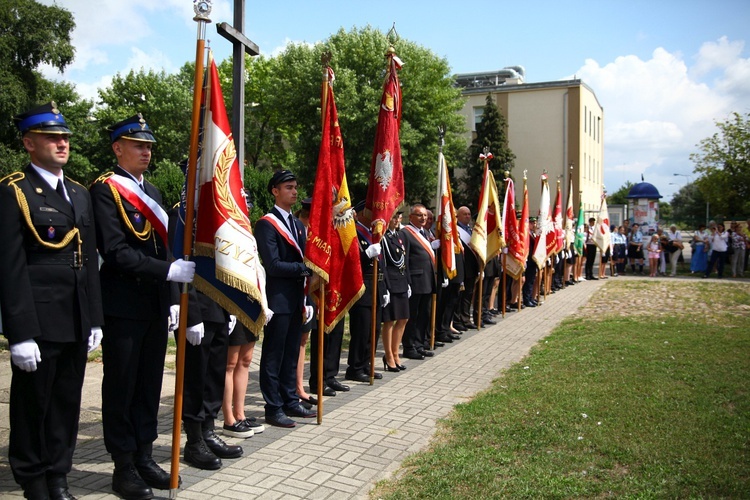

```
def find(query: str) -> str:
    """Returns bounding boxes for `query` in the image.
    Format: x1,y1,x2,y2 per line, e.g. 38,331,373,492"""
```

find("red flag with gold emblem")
364,50,405,244
304,67,364,332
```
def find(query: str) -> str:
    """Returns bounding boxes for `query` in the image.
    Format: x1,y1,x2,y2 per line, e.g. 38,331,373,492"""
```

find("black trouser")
309,320,345,389
454,273,476,325
437,282,461,337
9,340,87,486
347,302,381,376
102,315,168,460
182,320,228,424
403,293,431,352
259,312,303,414
585,243,597,278
523,264,537,301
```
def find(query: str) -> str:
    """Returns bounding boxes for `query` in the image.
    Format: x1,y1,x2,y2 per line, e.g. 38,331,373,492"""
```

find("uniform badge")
35,187,43,194
48,226,55,239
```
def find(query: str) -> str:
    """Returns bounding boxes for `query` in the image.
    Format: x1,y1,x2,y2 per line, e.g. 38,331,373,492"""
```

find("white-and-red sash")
260,213,303,258
402,224,436,267
105,174,169,244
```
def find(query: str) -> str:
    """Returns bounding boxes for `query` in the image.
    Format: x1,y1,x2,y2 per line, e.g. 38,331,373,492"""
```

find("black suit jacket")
0,165,103,344
400,225,436,295
254,207,309,315
89,166,173,320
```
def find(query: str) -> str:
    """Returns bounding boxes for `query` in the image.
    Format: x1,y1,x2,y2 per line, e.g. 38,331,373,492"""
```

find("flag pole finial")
387,23,399,49
523,169,528,180
437,125,445,150
193,0,212,22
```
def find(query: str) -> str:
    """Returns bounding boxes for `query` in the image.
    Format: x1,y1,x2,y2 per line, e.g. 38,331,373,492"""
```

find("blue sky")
40,0,750,201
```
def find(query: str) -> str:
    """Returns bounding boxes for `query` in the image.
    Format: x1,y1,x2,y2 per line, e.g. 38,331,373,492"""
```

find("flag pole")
170,3,210,496
316,57,330,422
317,284,324,424
430,127,446,351
369,262,378,385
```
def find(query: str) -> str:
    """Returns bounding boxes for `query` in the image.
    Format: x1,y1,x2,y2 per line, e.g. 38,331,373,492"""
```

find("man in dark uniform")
522,217,539,308
400,204,438,360
435,228,463,344
166,204,245,472
255,170,316,428
345,201,385,383
90,114,195,500
0,102,104,500
453,206,478,331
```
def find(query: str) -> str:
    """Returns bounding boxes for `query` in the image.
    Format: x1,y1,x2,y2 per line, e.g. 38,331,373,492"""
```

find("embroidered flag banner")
435,151,462,279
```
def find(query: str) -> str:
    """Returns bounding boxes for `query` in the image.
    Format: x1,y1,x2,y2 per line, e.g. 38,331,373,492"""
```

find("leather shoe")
433,341,446,347
523,300,537,308
134,458,172,490
453,323,467,332
309,385,336,397
265,412,296,428
285,403,317,418
112,463,153,500
48,474,76,500
435,336,453,344
465,322,478,330
345,372,369,383
184,440,221,470
203,429,243,459
403,350,424,360
417,349,434,357
482,316,497,324
327,379,350,392
372,371,383,379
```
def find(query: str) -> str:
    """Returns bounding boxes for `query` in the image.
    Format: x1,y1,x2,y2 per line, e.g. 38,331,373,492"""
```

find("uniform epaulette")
0,172,25,186
172,202,180,209
92,172,114,185
65,177,86,188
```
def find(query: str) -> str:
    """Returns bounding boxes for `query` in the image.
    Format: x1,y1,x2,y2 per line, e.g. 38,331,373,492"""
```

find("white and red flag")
593,193,611,253
435,151,462,279
532,174,554,270
552,179,564,254
188,52,268,331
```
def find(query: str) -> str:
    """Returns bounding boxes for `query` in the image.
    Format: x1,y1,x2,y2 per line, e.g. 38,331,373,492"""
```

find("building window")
473,107,484,131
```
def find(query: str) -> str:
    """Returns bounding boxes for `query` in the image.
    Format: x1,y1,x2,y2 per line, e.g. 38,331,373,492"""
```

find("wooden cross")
216,0,259,176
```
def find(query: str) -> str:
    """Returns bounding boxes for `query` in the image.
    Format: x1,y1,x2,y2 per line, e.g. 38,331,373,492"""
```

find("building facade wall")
458,79,604,217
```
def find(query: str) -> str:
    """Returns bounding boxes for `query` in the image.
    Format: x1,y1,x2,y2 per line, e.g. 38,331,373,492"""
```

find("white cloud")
575,39,750,199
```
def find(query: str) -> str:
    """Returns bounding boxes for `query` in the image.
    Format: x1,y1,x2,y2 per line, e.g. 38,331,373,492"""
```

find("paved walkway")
0,278,606,499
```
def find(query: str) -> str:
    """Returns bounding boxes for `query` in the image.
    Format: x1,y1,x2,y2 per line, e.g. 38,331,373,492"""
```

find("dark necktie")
56,179,70,204
288,214,298,243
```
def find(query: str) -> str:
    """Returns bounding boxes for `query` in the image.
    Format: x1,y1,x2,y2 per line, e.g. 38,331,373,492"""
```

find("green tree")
691,112,750,218
265,26,466,206
607,181,635,206
461,93,515,207
0,0,77,177
669,182,709,228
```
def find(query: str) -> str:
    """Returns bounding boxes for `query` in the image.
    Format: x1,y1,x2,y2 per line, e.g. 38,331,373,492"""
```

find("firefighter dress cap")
14,101,71,135
107,113,156,143
267,170,296,194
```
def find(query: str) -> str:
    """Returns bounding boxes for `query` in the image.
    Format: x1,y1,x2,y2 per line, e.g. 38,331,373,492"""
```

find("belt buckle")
72,251,83,270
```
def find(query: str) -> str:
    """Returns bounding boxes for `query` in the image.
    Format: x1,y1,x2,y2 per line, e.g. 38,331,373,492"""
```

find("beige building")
456,68,605,215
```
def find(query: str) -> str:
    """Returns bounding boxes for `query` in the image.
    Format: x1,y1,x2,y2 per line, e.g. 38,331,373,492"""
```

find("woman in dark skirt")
381,212,410,371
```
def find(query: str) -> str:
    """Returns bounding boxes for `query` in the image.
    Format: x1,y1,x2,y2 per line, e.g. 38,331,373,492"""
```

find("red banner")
364,51,405,243
304,68,365,332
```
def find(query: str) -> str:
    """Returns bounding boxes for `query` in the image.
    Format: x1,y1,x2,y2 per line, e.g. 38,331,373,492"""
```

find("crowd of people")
2,103,749,500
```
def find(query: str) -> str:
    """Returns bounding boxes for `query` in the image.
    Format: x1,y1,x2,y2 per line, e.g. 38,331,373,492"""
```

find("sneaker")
243,417,265,434
222,420,254,438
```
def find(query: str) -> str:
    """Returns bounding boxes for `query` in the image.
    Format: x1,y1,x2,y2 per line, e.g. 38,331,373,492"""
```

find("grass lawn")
371,280,750,498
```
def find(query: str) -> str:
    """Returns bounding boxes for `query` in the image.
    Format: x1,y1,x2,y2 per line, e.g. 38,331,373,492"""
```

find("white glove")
10,339,41,372
365,243,382,259
264,308,274,326
430,239,441,250
228,315,237,335
304,305,314,324
407,285,412,298
442,278,449,288
168,305,180,332
88,327,103,352
383,290,391,307
502,247,509,254
167,259,196,283
186,323,205,346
